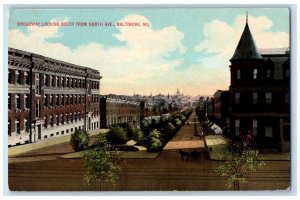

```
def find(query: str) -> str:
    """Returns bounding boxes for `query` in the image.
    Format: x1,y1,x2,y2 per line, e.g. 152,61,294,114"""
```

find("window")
70,113,73,122
61,77,65,87
286,69,290,78
44,94,48,107
25,72,30,85
253,93,258,104
74,94,77,104
66,113,69,123
60,94,63,105
8,94,11,110
66,95,69,105
35,73,40,95
266,93,272,104
50,94,53,106
235,92,240,104
235,119,240,136
56,94,59,106
56,76,59,87
265,126,273,137
237,69,241,80
266,69,272,79
253,69,257,79
8,120,11,136
24,118,29,132
50,114,53,126
36,100,40,118
44,74,47,86
15,94,20,109
15,119,20,134
61,114,64,124
61,94,65,106
8,69,12,84
253,120,258,136
25,94,29,109
56,115,59,126
66,78,69,87
51,75,55,87
15,70,21,84
285,93,290,104
44,116,48,128
70,78,73,87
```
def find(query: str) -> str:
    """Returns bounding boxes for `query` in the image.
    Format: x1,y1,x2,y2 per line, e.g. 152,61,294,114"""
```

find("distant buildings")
228,20,290,152
134,89,198,112
8,48,101,146
100,95,143,128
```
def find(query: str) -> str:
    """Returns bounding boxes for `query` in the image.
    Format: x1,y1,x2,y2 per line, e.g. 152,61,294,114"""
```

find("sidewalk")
163,111,204,150
204,135,290,161
8,129,109,157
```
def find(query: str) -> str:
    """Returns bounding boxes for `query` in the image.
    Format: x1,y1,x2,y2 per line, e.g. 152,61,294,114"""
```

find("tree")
147,129,163,152
82,134,121,190
215,133,265,190
70,130,90,151
106,126,128,145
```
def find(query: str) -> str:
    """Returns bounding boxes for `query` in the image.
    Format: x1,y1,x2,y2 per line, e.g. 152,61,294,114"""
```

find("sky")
8,8,290,96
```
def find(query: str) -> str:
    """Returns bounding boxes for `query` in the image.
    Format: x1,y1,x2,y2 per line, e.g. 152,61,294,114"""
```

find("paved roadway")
8,112,290,191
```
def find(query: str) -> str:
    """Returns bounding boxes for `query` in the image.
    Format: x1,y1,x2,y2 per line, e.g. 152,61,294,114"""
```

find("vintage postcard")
6,7,291,192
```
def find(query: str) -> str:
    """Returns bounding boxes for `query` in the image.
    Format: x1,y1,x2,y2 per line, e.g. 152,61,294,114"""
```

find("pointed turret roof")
230,22,262,61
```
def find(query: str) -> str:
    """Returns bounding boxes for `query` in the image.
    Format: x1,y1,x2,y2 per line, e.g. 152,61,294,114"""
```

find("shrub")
162,122,176,141
132,128,145,145
106,126,128,145
147,129,163,152
149,129,161,139
141,120,151,135
165,122,176,133
179,114,186,122
70,130,90,151
148,137,163,152
92,134,108,149
172,118,182,128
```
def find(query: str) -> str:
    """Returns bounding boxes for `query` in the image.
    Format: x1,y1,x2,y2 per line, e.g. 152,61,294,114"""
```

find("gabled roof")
230,23,262,61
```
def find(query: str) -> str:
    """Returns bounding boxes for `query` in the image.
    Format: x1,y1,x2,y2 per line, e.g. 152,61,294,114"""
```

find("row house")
8,48,101,146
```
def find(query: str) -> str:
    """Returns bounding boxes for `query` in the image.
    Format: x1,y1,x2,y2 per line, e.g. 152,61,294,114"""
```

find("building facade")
100,95,144,128
8,48,101,147
213,90,230,129
228,21,290,152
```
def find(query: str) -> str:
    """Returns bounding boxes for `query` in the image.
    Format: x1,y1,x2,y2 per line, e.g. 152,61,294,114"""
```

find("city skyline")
8,8,289,96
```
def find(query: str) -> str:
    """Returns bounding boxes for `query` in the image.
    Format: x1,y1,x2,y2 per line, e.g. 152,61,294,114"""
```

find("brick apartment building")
228,21,290,152
100,95,144,128
8,48,101,146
